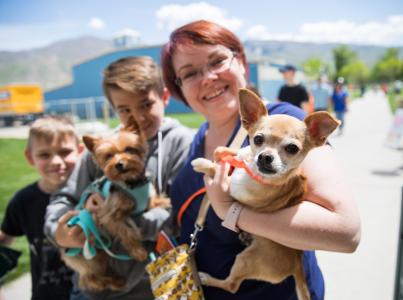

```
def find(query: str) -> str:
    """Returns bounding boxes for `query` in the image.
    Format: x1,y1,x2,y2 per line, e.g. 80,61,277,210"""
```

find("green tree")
339,60,370,84
371,48,402,82
332,45,357,81
302,58,328,80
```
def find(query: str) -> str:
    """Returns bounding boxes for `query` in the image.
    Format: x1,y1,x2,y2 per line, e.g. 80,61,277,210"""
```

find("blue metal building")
45,44,289,117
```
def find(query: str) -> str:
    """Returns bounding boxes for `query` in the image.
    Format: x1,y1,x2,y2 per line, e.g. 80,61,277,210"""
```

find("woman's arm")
205,145,361,253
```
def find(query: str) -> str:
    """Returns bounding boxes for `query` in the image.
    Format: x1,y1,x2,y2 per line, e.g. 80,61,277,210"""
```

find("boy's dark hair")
27,115,79,150
103,56,164,107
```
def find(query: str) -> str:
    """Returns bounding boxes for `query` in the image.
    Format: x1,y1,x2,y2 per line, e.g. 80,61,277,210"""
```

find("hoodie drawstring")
157,130,163,196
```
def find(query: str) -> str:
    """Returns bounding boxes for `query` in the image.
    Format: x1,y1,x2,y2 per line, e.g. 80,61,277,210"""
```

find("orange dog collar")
220,155,267,184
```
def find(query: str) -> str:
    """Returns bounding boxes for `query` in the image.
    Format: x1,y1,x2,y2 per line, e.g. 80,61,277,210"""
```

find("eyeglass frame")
174,52,237,87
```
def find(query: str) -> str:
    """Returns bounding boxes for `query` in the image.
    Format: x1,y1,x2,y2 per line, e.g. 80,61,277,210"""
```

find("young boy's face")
25,135,80,192
111,88,169,140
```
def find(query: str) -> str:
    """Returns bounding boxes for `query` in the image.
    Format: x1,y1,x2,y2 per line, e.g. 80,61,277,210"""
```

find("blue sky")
1,0,403,51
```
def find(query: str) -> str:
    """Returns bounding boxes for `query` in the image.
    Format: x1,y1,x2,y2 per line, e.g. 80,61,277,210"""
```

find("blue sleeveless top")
170,102,324,300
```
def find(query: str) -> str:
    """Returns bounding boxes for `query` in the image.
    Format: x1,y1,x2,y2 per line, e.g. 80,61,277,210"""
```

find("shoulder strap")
186,125,247,253
228,125,247,150
193,125,248,227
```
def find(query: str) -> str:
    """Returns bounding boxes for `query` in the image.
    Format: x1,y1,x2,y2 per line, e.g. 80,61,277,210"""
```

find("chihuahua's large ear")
239,88,268,130
82,135,100,153
304,112,340,146
122,116,141,134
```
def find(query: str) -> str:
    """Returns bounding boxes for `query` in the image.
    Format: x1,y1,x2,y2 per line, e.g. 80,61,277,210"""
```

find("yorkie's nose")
257,153,274,168
115,161,125,172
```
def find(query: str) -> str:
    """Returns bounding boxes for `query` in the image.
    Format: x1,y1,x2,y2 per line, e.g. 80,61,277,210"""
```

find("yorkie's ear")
122,116,141,134
304,111,340,146
239,88,268,130
82,135,101,153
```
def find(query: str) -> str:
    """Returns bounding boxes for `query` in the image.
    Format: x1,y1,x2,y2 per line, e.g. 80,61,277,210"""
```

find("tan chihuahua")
192,88,339,300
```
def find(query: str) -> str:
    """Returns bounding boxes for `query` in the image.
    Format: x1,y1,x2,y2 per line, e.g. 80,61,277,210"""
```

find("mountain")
0,36,112,90
0,36,402,91
244,40,403,67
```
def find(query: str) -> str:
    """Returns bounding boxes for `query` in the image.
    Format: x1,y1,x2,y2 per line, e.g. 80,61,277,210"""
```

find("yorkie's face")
83,117,148,186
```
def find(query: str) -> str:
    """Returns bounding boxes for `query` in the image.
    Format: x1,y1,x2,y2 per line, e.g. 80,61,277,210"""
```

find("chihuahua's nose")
115,161,125,172
257,153,274,167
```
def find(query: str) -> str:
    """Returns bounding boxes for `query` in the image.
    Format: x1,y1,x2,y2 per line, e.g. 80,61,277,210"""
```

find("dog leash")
66,176,150,260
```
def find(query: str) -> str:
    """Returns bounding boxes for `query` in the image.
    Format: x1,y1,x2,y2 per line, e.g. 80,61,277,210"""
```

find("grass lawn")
0,139,38,282
109,112,205,129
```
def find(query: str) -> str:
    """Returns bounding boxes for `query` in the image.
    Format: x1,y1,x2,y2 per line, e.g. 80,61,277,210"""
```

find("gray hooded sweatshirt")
44,117,194,300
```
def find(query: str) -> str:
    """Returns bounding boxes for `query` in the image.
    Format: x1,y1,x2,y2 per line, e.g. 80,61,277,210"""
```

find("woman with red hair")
163,20,360,300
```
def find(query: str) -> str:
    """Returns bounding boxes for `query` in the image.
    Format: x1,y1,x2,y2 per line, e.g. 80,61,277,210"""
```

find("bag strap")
177,125,247,226
188,124,247,252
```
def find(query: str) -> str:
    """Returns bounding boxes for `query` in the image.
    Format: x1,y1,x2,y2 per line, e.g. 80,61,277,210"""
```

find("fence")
45,96,115,121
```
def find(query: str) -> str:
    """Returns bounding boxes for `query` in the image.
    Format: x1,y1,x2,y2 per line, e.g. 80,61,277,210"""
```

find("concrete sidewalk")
316,90,403,300
2,90,402,300
1,273,31,299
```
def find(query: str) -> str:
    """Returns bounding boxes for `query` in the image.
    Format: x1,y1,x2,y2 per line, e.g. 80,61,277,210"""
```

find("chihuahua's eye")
125,147,139,155
253,134,264,146
284,144,300,155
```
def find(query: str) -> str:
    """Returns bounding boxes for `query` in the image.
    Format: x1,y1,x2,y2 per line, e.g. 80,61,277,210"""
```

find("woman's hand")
204,161,234,220
55,210,85,248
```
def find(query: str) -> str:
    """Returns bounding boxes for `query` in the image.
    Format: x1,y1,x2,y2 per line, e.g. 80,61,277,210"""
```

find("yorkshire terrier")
191,88,340,300
62,116,162,292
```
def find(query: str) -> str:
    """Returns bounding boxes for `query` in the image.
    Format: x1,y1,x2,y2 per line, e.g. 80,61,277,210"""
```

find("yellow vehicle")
0,84,44,126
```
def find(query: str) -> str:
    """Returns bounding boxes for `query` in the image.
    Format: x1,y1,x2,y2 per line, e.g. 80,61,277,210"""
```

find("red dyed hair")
161,20,249,104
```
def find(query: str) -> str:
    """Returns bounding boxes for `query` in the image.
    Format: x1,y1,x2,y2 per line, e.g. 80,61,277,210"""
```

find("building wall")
45,46,294,114
45,45,193,113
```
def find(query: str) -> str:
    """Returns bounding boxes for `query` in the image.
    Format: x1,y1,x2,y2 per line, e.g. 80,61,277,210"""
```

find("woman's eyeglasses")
175,53,236,87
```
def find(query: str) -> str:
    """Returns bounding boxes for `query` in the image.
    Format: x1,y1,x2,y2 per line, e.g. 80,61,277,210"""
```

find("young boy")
44,56,194,300
0,116,82,300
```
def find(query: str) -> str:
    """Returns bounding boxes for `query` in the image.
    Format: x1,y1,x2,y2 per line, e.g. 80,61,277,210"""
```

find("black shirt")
278,84,309,108
1,182,73,300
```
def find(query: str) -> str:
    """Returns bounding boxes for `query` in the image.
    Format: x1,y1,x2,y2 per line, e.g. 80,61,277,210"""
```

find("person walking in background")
0,116,81,300
277,64,310,111
331,82,349,135
311,76,331,112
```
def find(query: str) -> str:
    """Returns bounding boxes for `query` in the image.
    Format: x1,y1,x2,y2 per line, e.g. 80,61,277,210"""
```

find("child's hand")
55,211,85,248
204,161,234,220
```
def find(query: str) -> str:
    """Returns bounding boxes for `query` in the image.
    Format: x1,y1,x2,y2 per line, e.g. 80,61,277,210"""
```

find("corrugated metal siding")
45,45,290,114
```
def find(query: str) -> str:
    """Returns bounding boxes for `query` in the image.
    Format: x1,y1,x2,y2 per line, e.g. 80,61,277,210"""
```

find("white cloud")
88,17,105,30
156,2,243,33
245,15,403,46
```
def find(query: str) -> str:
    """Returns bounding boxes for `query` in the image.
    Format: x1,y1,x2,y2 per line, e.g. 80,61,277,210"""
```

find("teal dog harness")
65,176,149,260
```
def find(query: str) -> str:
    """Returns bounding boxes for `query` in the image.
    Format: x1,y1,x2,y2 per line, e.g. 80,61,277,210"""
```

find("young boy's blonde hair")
102,56,164,106
27,116,79,150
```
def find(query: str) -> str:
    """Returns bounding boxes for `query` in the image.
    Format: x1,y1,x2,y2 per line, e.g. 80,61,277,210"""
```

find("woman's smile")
202,85,229,102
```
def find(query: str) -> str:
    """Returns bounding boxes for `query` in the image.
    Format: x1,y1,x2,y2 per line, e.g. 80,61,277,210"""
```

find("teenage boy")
44,56,194,300
0,116,82,300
